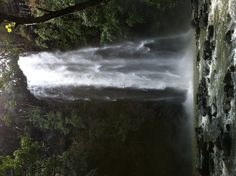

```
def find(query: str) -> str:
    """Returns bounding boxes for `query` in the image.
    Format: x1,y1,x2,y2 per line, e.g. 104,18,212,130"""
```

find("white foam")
209,0,218,22
18,34,193,101
229,0,236,22
19,39,192,92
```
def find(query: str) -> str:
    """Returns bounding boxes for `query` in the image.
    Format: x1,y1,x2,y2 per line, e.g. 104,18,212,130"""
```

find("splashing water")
18,32,193,101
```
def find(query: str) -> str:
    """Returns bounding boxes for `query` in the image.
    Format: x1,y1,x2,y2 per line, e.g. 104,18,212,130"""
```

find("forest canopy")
0,0,189,49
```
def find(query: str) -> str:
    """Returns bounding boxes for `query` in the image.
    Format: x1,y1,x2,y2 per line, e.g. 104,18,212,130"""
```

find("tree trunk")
0,0,109,25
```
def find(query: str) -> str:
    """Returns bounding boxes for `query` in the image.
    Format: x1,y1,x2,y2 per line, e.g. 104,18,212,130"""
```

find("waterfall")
18,32,193,101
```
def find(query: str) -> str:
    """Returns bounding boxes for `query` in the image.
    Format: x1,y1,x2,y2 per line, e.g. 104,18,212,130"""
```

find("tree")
0,0,109,25
0,136,44,175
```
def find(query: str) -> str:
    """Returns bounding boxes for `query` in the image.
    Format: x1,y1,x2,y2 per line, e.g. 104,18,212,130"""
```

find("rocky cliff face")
192,0,236,175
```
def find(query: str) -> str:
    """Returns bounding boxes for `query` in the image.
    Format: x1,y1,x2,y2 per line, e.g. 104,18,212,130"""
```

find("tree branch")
0,0,110,25
36,7,54,14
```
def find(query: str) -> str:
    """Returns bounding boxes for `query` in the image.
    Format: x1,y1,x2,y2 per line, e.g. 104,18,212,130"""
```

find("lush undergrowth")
0,0,191,175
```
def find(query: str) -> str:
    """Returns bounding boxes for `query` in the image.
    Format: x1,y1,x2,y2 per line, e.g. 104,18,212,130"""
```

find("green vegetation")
0,0,191,175
0,0,182,49
0,50,151,175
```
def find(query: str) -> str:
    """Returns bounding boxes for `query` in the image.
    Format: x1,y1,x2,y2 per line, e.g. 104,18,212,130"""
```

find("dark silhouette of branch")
0,0,109,25
37,7,53,14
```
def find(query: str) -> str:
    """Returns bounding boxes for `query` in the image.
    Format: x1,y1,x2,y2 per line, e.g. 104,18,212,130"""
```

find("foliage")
29,0,177,49
0,136,44,175
38,109,68,134
0,136,75,176
0,135,95,176
0,0,178,49
0,50,21,127
28,107,85,135
0,1,188,175
33,16,90,49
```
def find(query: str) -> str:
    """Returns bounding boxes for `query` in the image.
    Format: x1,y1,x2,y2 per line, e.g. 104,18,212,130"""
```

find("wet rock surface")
193,0,236,175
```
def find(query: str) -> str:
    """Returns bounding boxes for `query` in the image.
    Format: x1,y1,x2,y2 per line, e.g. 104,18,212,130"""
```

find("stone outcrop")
192,0,236,175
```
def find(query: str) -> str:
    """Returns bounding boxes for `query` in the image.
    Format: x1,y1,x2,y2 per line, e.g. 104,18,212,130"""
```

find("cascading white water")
18,32,193,101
